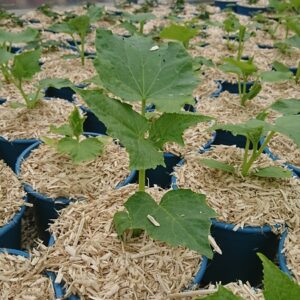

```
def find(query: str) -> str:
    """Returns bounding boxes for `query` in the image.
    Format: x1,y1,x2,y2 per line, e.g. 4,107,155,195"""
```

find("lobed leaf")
119,189,216,258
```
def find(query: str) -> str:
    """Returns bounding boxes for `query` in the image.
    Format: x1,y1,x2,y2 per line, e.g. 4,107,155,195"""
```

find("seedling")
79,30,216,257
200,113,300,178
219,57,262,106
37,4,60,20
42,107,107,163
198,253,300,300
0,48,73,109
49,15,92,66
223,13,240,51
0,8,24,26
260,60,300,84
121,12,156,35
160,23,198,48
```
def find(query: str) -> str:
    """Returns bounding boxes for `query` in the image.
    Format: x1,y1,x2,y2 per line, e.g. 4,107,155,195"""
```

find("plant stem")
241,131,275,176
238,75,242,99
138,98,147,192
80,36,85,66
15,79,31,108
139,21,145,35
242,137,250,170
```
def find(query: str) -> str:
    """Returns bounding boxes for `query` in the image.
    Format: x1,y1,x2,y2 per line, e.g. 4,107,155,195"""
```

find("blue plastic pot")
278,229,294,278
214,0,237,11
171,162,279,286
0,198,27,249
236,4,268,16
0,136,38,171
16,138,137,244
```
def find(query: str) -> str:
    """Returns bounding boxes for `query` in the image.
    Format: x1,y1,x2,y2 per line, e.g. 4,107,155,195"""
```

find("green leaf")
94,29,198,112
271,99,300,115
9,102,26,109
0,48,13,64
199,159,235,174
114,211,133,236
38,78,74,90
149,113,213,148
41,136,59,147
220,58,257,77
48,22,73,34
11,49,41,80
86,4,103,23
69,107,85,139
241,81,262,102
125,12,156,23
121,189,216,257
78,89,165,170
57,136,105,163
272,61,290,73
160,24,197,47
258,253,300,300
199,286,243,300
253,166,293,178
274,115,300,147
50,124,73,137
285,35,300,49
0,27,39,44
119,21,137,35
260,71,293,82
68,15,90,39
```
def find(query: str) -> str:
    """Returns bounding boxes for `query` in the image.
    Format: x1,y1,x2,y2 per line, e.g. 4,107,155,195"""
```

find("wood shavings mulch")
282,228,300,283
174,145,300,230
0,251,55,300
0,160,25,227
268,133,300,168
0,98,74,140
46,184,202,299
19,141,131,200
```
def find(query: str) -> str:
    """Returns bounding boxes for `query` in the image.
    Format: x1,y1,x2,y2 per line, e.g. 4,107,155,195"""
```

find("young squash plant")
200,112,300,178
0,47,73,109
42,106,108,163
121,12,156,35
223,13,241,51
79,29,217,257
198,253,300,300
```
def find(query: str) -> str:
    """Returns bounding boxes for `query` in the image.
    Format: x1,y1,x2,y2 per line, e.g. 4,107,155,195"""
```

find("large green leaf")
149,113,213,148
220,58,257,77
94,29,198,112
271,99,300,115
68,15,90,38
199,286,243,300
79,89,165,170
118,189,216,258
253,166,292,178
0,27,39,44
11,49,41,80
274,115,300,147
258,253,300,300
0,47,13,64
159,24,198,47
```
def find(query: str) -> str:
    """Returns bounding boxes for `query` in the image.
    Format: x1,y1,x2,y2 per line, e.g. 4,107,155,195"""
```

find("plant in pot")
79,29,217,257
173,110,300,286
222,12,241,51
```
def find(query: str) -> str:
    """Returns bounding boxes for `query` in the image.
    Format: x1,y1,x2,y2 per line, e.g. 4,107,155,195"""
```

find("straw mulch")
46,184,202,299
0,160,26,227
0,249,55,300
0,98,74,140
19,141,131,200
174,145,300,230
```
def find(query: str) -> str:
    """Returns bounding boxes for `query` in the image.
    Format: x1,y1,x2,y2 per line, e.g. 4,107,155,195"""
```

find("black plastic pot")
214,0,237,11
278,229,294,278
257,43,274,49
0,197,27,249
217,80,254,95
236,4,268,16
16,138,137,244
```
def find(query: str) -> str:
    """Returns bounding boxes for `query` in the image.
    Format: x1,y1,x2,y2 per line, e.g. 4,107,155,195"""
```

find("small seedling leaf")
122,189,216,257
253,166,293,178
260,70,293,82
199,159,235,174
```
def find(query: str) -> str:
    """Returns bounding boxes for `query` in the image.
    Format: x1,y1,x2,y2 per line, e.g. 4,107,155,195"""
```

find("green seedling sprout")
42,106,108,163
198,253,300,300
49,14,93,66
121,12,156,35
223,13,241,51
219,57,262,106
200,111,300,178
79,30,217,257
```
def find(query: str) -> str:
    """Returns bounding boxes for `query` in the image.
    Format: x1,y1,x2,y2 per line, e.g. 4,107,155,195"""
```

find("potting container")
16,137,137,244
236,4,268,16
214,0,237,11
211,129,251,149
278,229,294,278
217,80,254,94
171,163,279,286
257,43,274,49
0,198,27,249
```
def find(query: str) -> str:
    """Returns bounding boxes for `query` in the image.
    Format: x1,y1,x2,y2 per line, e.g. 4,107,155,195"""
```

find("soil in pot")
174,145,300,285
0,160,27,249
0,249,55,299
46,184,205,299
